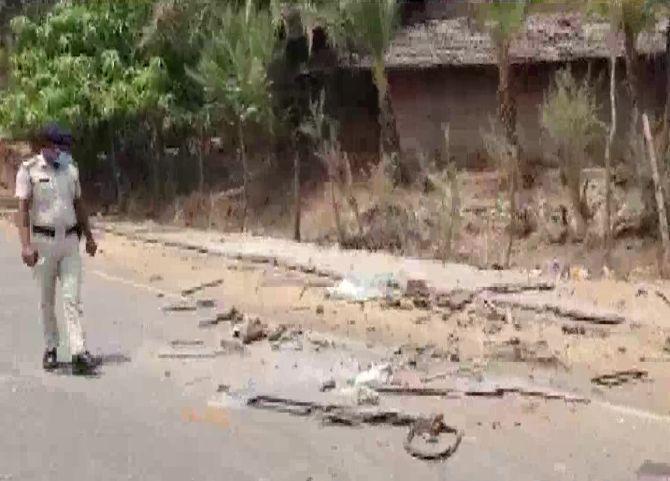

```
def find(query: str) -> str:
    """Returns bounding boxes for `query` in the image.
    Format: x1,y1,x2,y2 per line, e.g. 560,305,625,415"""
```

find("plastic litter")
352,363,393,387
326,273,396,302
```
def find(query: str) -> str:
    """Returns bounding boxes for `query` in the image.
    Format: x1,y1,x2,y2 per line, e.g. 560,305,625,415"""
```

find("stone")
405,279,430,298
267,324,287,342
148,274,163,282
542,204,568,245
320,379,336,392
162,301,197,312
613,189,645,238
315,304,325,315
234,317,266,344
196,299,216,309
216,307,244,323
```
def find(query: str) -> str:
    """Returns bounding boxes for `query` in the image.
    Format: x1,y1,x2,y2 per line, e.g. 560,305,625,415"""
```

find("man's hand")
21,245,38,267
85,237,97,257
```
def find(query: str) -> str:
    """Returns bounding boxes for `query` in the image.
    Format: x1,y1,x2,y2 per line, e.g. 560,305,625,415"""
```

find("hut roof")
346,13,668,69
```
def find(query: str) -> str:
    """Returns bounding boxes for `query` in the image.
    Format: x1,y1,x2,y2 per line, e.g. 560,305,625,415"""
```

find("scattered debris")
339,385,380,406
562,325,586,336
233,317,266,344
353,363,393,388
405,279,430,298
488,297,625,325
170,339,205,347
219,339,246,354
307,332,333,350
375,385,589,404
637,460,670,480
196,299,216,309
267,324,288,342
198,318,219,328
656,290,670,308
216,307,244,323
404,414,463,461
326,274,394,302
162,301,197,312
158,352,217,359
591,369,649,387
270,328,304,351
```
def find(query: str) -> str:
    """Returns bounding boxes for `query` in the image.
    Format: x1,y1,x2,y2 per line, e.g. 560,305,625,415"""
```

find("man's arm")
15,165,38,267
74,197,97,256
73,198,92,240
17,199,31,248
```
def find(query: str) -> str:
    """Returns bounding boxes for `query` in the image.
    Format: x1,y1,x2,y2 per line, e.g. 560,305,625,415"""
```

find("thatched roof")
349,13,668,69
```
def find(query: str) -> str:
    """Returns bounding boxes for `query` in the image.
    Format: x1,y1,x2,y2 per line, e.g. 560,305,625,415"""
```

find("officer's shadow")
52,352,131,378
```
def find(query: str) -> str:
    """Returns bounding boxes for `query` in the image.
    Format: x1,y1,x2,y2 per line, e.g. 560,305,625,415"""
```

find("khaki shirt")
14,153,81,231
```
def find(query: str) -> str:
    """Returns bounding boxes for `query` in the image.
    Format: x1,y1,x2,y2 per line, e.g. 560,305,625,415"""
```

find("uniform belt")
32,225,80,238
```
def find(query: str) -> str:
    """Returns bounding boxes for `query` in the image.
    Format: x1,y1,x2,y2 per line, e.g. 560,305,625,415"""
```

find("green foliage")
476,0,534,47
0,1,171,138
192,0,276,131
541,68,605,157
589,0,655,35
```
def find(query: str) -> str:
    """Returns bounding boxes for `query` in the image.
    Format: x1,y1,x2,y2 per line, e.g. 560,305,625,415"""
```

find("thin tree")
474,0,533,267
324,0,403,182
193,0,276,232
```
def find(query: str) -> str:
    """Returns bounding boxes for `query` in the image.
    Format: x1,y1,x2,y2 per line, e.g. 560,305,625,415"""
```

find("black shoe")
42,348,58,371
72,351,99,375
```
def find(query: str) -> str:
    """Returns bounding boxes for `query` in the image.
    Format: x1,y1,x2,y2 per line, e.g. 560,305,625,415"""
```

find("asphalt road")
1,226,669,481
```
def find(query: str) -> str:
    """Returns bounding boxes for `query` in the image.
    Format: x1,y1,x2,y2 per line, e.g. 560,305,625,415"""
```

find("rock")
613,189,645,238
198,318,219,328
406,279,430,298
234,317,266,344
543,204,568,245
315,304,325,315
148,274,163,282
437,289,476,310
307,333,333,350
398,298,415,311
267,324,287,342
216,307,244,323
562,325,586,336
219,339,246,354
412,297,432,309
339,386,380,406
196,299,216,309
320,379,336,392
162,301,197,312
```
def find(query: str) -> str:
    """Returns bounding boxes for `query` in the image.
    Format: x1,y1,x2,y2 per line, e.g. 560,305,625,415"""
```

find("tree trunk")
623,26,643,169
663,22,670,148
445,160,460,262
373,61,401,182
237,121,249,233
498,41,518,268
197,126,205,193
330,174,345,245
604,55,617,261
643,113,670,277
293,149,301,242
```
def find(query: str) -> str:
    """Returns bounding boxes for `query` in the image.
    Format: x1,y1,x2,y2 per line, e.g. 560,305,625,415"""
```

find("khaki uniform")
15,153,86,355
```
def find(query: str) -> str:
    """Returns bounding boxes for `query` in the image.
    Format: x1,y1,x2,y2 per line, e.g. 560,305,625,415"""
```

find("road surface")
0,225,668,481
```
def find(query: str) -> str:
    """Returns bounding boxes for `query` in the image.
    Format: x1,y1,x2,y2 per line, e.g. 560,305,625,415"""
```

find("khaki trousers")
32,233,86,355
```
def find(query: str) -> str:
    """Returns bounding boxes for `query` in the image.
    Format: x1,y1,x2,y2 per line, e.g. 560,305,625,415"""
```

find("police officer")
15,123,98,374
